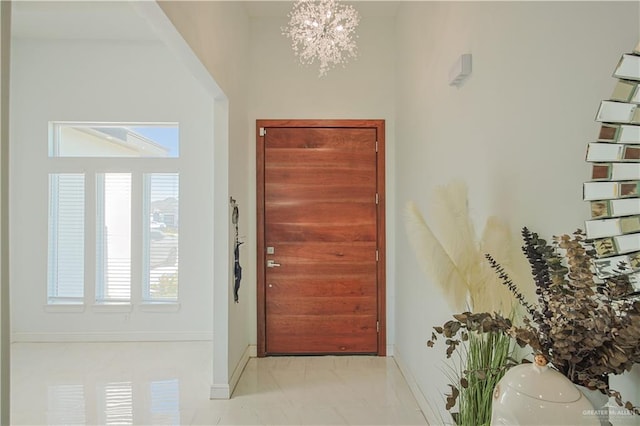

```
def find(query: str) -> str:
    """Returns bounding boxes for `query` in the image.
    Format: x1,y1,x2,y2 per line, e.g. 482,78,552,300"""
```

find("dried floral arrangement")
428,227,640,415
404,183,519,426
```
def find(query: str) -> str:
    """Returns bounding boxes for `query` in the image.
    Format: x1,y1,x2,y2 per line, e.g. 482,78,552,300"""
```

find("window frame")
46,121,180,308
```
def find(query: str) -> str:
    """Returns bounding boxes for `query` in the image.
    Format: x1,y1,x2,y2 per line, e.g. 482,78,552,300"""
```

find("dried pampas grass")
405,200,470,312
404,181,516,314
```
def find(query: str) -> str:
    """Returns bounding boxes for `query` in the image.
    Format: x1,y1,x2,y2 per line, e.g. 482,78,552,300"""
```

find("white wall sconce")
449,53,472,87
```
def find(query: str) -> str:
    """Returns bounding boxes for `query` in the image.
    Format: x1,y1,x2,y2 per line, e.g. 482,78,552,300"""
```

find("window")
143,173,179,302
47,122,179,306
48,173,85,304
96,173,132,303
50,123,179,158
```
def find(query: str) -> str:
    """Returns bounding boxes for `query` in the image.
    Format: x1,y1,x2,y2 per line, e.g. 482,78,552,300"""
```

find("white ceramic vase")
491,362,600,425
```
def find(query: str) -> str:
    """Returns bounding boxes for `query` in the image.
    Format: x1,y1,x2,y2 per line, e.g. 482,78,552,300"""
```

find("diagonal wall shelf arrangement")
585,41,640,290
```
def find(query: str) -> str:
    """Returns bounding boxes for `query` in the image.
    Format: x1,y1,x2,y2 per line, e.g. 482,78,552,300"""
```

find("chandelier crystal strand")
282,0,360,77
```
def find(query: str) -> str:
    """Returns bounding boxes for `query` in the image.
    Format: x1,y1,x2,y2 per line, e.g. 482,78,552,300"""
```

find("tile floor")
10,341,428,425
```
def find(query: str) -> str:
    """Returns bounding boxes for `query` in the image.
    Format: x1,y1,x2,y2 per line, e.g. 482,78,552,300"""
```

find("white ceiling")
11,1,400,41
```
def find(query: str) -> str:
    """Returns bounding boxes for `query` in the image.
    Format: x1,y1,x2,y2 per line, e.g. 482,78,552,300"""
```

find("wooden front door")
256,119,385,356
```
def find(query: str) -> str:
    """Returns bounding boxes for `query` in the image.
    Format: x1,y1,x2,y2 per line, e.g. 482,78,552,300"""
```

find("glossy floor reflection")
11,342,427,425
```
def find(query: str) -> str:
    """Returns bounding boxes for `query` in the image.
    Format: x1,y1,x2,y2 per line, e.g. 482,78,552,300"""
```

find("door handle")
267,260,281,268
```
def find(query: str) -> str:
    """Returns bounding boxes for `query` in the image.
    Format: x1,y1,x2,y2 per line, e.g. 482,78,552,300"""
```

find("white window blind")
143,173,179,302
48,173,85,304
96,173,132,303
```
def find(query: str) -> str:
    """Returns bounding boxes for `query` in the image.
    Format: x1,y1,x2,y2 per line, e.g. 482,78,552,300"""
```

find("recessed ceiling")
11,1,160,41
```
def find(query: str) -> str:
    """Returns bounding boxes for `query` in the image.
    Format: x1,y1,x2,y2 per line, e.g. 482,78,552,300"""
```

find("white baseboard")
209,383,230,399
248,344,257,357
210,344,256,400
392,345,448,425
12,331,212,343
386,343,394,356
229,344,253,395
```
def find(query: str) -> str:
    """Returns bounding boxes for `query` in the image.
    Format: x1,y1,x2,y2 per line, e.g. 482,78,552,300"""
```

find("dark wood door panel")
266,315,378,354
266,262,375,276
265,202,376,225
267,296,378,316
266,277,376,297
265,167,376,186
265,183,373,203
266,222,376,242
266,148,376,168
265,127,376,149
257,119,385,356
267,333,378,355
264,242,377,263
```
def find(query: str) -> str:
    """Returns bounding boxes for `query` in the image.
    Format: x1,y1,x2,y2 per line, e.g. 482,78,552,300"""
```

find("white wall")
248,11,397,353
394,1,640,423
10,39,215,340
0,2,10,423
156,1,251,398
160,1,396,393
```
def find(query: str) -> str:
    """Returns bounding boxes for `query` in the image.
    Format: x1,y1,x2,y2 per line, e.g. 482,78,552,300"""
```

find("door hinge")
376,321,380,333
376,250,379,262
259,127,266,136
375,193,379,205
375,140,378,152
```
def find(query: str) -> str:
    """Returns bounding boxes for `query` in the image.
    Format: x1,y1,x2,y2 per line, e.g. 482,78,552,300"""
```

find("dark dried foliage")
428,227,640,415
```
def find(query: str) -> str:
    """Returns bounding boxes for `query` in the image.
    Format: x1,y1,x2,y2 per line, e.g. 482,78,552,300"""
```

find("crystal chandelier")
282,0,360,77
